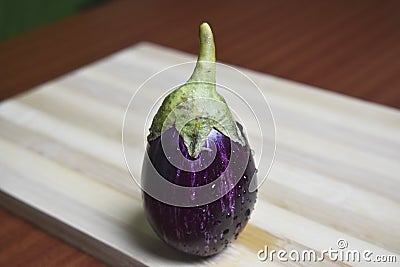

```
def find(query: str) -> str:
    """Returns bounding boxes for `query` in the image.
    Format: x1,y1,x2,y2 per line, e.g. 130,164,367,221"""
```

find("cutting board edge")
0,190,146,267
136,42,400,116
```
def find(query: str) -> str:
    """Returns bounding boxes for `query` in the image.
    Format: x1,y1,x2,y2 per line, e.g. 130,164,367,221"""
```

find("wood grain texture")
0,43,399,266
1,0,400,266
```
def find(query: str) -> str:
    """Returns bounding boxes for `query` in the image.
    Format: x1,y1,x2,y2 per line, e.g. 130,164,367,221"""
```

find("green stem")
188,22,216,84
148,23,245,157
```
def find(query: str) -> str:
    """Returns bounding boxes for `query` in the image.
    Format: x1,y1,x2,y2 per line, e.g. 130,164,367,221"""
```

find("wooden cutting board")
0,43,399,267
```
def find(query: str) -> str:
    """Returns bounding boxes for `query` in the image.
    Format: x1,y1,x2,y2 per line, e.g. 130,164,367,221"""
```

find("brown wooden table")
1,0,399,266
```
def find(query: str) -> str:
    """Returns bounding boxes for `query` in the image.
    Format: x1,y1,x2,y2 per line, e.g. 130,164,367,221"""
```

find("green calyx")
147,22,245,158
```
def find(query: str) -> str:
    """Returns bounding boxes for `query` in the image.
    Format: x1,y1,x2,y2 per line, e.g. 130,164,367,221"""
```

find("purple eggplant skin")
142,123,257,257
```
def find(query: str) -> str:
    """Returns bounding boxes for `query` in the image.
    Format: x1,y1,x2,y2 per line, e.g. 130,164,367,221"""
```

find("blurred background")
1,0,399,108
0,0,104,41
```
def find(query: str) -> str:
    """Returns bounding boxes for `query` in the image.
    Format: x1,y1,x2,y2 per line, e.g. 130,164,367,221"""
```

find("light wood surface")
0,43,399,266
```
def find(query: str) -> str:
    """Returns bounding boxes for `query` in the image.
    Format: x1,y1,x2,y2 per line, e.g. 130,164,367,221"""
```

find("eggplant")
141,23,257,257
